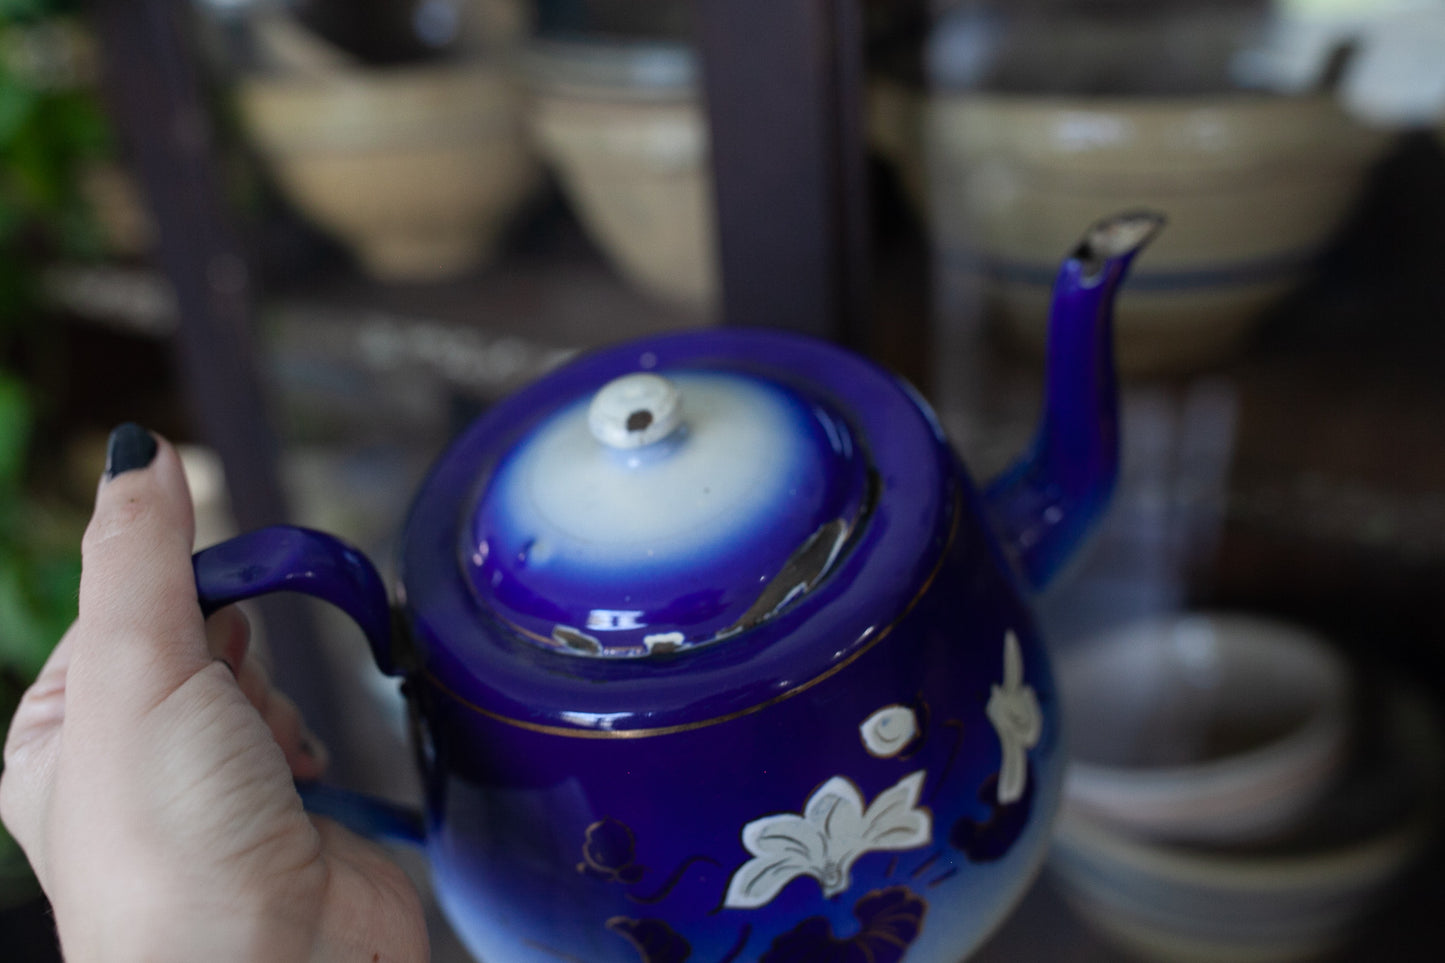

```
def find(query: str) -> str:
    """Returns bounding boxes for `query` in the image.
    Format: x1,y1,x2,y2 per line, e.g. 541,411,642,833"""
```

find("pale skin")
0,433,428,961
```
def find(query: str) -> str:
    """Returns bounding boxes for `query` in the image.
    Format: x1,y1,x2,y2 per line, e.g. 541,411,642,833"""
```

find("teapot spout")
984,211,1164,590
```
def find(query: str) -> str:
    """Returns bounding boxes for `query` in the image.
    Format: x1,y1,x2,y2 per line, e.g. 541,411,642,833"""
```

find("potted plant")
1,0,110,905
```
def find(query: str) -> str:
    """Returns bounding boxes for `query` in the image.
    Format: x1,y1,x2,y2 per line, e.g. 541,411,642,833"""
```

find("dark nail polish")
104,423,157,479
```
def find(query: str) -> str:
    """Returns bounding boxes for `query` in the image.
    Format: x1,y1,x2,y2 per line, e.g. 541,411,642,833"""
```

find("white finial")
588,373,684,450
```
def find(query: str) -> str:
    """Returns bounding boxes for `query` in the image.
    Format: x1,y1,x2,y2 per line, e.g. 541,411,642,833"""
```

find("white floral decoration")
859,705,919,758
986,630,1042,805
723,771,931,909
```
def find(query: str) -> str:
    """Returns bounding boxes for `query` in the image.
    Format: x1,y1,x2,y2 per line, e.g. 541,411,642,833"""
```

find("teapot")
193,211,1162,962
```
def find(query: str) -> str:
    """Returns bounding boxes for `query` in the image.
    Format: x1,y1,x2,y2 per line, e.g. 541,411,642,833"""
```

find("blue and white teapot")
194,212,1163,962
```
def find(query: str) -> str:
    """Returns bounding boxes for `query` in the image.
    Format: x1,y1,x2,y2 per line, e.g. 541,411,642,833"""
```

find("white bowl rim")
1052,800,1434,893
1062,614,1351,798
1053,676,1445,891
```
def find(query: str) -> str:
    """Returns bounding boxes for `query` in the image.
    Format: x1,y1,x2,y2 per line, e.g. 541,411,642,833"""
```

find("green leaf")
0,250,35,327
7,112,66,209
0,820,21,873
0,538,76,664
25,550,80,639
0,0,60,23
0,374,31,488
0,186,25,241
0,559,53,679
0,76,40,146
47,88,110,158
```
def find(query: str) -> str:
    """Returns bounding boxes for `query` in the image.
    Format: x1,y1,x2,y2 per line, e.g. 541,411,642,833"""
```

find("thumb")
70,424,206,708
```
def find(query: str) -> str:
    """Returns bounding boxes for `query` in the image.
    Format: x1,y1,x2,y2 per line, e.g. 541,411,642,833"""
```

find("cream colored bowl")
1059,614,1352,846
525,42,716,309
238,63,539,281
870,84,1391,372
1047,677,1443,963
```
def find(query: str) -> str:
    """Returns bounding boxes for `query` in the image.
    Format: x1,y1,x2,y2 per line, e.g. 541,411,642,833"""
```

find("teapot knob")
588,373,684,450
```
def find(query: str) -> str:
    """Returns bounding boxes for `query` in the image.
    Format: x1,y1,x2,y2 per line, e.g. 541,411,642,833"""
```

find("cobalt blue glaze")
296,782,425,847
413,462,1064,962
193,525,396,673
404,330,952,730
983,215,1158,589
191,212,1161,963
465,369,872,654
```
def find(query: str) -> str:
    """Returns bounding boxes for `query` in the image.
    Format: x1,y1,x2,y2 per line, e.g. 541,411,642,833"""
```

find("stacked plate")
1050,614,1443,962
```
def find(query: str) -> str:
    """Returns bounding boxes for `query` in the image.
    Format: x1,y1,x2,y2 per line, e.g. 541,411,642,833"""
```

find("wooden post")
696,0,871,348
89,0,348,767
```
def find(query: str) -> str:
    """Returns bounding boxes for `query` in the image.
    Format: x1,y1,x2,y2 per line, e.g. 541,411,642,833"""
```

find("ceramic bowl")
237,62,539,281
868,85,1390,372
524,40,716,308
1058,614,1352,845
1047,677,1444,963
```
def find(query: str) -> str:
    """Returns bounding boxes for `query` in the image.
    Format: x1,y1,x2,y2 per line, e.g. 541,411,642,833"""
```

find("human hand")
0,425,428,962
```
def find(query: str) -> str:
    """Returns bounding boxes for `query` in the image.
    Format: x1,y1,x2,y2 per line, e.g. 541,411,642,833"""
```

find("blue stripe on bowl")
942,246,1321,293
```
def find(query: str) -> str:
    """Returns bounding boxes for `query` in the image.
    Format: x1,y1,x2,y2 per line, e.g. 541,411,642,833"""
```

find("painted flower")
859,705,919,758
759,886,927,963
578,817,646,885
985,630,1041,805
607,917,691,963
724,772,932,909
951,768,1035,863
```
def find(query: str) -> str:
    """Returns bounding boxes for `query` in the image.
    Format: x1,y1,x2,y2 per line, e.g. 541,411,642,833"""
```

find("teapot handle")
192,525,425,846
192,525,399,675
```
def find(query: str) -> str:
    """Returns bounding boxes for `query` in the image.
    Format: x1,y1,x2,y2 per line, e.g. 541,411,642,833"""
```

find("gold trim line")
422,490,961,739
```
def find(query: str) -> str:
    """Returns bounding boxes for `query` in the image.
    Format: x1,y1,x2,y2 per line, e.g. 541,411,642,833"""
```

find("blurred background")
1,0,1443,959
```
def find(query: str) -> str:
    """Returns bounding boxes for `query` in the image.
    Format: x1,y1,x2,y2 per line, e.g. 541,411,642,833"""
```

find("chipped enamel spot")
467,368,872,655
643,631,685,654
553,625,602,655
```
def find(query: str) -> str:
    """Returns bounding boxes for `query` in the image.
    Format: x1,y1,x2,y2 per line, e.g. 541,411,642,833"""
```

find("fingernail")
299,731,329,768
213,656,239,680
104,423,158,479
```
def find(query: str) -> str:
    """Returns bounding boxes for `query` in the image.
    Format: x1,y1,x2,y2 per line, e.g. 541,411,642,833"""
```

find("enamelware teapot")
193,211,1162,962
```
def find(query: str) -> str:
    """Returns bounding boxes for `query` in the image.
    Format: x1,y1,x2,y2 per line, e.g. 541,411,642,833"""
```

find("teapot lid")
465,361,872,656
